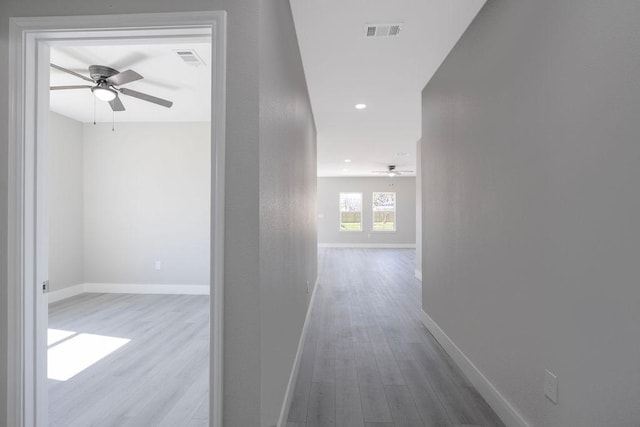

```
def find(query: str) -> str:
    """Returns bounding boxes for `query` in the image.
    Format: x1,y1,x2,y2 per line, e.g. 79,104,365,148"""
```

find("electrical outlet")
155,261,162,270
544,369,558,404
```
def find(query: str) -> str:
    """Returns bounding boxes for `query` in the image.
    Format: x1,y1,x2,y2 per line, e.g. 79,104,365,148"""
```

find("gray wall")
421,0,640,426
48,116,210,290
49,112,85,292
258,0,317,424
0,1,314,426
415,140,422,278
83,122,210,286
318,177,416,246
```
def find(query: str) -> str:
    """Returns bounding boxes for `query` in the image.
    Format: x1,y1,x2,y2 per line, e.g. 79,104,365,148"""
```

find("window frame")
371,191,397,232
338,192,363,232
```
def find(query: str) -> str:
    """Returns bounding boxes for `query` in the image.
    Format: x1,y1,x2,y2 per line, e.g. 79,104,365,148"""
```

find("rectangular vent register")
175,49,206,66
364,23,403,38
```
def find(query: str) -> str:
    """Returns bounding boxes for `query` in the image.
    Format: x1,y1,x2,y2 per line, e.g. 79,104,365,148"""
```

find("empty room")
46,40,212,426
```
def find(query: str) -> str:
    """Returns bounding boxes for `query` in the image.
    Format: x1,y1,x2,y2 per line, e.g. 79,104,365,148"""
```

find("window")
339,192,362,231
372,192,396,231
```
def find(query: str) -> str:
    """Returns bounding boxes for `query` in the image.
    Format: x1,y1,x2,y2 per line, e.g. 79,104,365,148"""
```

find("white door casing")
7,12,227,427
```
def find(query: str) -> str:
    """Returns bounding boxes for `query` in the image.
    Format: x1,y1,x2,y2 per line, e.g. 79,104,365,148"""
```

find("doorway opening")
47,37,211,424
8,12,226,427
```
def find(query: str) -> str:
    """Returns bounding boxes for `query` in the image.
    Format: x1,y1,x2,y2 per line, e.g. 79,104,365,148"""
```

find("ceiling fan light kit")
91,82,117,101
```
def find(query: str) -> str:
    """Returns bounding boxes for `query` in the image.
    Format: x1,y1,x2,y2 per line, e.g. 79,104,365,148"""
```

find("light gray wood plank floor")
287,248,505,427
48,293,209,427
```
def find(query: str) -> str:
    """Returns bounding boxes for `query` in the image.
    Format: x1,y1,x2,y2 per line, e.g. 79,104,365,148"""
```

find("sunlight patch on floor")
47,328,76,346
47,329,130,381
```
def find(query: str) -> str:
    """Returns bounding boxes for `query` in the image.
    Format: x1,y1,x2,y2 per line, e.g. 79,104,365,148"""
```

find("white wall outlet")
155,261,162,270
544,369,558,404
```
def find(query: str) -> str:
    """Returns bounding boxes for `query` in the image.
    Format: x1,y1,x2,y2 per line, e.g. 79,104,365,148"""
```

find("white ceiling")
49,3,484,177
290,0,485,177
50,41,211,123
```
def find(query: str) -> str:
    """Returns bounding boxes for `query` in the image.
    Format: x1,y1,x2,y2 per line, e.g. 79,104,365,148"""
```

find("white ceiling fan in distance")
372,164,414,177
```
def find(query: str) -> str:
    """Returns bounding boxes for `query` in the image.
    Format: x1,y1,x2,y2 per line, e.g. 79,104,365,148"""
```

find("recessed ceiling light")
355,104,367,110
344,159,351,163
343,168,349,172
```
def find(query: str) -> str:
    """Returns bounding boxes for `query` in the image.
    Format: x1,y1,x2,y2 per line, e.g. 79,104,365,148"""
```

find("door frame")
7,11,226,427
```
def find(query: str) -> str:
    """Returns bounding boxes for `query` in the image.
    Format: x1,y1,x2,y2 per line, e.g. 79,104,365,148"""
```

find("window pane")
372,192,396,231
339,192,362,231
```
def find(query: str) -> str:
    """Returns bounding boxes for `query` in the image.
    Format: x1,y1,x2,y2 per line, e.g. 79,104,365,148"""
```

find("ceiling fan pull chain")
93,96,96,125
112,109,115,132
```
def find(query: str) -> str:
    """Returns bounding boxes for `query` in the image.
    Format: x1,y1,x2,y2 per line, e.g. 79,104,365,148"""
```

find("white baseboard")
318,243,416,249
415,269,422,281
48,282,210,304
277,276,320,427
84,283,210,295
418,310,529,427
47,283,86,304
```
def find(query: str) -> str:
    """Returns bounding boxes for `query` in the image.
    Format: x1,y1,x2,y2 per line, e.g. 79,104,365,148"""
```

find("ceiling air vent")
175,49,206,66
364,23,403,38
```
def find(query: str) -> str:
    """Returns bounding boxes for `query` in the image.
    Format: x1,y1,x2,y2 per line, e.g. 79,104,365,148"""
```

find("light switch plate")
544,369,558,404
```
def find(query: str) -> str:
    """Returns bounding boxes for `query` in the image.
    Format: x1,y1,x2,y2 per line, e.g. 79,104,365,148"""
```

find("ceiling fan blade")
109,96,126,112
50,63,94,83
107,69,143,86
50,85,93,90
118,88,173,108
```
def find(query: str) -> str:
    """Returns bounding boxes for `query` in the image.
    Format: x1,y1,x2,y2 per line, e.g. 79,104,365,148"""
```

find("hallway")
287,248,504,427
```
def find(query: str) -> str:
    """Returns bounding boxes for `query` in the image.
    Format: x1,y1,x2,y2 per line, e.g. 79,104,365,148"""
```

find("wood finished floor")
286,248,505,427
48,293,209,427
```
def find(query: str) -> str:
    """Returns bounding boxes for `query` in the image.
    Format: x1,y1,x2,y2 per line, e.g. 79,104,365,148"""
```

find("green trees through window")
339,192,362,231
338,192,397,232
372,192,396,231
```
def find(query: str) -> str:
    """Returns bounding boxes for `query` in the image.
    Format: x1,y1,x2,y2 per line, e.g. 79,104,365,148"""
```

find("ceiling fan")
50,63,173,112
372,165,414,177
